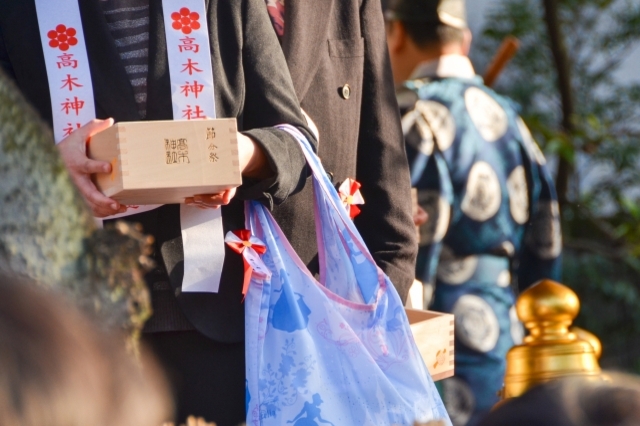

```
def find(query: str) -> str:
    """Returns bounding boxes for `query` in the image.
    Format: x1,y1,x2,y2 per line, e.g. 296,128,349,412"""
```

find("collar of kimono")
410,54,476,80
35,0,226,294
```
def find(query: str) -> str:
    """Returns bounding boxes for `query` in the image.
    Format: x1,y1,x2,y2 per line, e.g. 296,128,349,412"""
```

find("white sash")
35,1,95,143
35,0,225,293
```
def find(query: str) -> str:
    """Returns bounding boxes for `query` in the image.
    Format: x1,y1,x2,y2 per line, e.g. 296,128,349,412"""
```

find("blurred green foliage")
472,0,640,371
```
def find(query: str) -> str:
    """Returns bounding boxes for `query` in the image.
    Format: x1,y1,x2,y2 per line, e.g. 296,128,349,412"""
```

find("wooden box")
406,308,455,381
87,119,241,205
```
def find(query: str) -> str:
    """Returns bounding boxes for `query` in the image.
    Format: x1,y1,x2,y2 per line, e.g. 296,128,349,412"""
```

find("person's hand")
185,188,236,209
414,205,428,227
183,132,272,208
57,118,127,218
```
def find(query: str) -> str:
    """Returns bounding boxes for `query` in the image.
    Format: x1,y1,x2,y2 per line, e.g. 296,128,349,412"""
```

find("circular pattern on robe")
401,109,434,156
437,246,478,285
417,190,451,246
510,306,525,345
525,200,562,259
465,86,509,142
497,270,511,288
414,100,456,151
517,117,547,165
461,161,502,222
442,377,475,426
507,165,529,224
453,295,500,353
500,241,515,257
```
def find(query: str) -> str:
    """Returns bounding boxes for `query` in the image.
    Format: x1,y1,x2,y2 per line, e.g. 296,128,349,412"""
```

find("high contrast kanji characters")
182,105,206,120
181,58,202,75
62,122,81,137
56,53,78,69
180,81,204,98
178,36,200,53
61,96,85,115
61,74,82,91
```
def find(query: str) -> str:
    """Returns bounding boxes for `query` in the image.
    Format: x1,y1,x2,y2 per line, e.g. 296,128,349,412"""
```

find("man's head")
384,0,472,84
479,374,640,426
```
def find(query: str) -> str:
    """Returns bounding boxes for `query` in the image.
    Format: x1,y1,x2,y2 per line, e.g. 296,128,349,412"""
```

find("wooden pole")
483,36,520,87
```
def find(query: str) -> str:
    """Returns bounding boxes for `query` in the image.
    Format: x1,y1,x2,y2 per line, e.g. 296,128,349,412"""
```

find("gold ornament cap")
501,280,602,399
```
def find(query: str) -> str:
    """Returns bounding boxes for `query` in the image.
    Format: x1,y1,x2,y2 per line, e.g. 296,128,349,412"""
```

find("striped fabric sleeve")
99,0,150,118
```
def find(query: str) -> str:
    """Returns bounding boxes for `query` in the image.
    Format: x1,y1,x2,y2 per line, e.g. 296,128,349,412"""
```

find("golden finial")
501,280,602,399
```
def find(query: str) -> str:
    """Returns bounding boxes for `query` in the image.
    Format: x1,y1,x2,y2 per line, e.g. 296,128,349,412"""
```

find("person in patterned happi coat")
384,0,562,424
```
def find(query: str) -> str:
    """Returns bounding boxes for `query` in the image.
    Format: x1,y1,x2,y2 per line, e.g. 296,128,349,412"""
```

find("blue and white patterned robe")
400,55,562,426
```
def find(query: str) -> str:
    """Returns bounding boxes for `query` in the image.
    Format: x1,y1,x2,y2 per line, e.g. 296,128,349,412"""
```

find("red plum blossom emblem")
47,25,78,51
171,8,201,34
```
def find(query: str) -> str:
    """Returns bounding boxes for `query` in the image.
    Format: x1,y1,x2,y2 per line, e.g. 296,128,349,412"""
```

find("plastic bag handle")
276,125,385,284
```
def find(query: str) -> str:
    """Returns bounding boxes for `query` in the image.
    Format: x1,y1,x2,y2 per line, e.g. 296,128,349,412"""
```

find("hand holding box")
87,119,241,205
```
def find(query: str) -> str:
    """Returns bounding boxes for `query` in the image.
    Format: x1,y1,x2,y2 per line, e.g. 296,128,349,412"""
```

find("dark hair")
401,21,464,49
384,0,465,48
478,374,640,426
0,274,172,426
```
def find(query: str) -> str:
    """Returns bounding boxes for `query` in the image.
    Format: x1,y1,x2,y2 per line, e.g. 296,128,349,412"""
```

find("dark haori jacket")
0,0,316,342
272,0,418,302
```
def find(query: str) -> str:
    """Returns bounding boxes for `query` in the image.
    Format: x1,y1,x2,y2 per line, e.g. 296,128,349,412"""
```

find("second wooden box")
407,308,455,381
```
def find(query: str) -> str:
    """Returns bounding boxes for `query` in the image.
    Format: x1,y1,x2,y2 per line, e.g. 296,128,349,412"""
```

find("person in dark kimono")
384,0,562,424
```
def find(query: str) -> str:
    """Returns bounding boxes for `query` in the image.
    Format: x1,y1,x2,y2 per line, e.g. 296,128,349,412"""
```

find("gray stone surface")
0,67,152,336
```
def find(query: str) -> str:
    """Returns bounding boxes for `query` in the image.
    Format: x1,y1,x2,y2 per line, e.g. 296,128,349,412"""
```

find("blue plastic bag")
244,125,451,426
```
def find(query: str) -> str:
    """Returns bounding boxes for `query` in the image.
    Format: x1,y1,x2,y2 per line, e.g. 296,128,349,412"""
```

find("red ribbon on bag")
225,229,270,297
339,178,365,219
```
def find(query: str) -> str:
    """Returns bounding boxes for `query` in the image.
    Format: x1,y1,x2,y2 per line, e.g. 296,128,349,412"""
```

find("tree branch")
542,0,575,207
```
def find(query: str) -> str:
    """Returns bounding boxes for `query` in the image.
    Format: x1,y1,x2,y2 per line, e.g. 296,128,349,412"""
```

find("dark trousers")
144,331,246,426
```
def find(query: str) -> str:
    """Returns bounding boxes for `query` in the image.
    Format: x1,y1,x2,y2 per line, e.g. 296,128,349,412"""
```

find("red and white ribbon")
225,230,271,297
339,178,365,219
36,0,226,294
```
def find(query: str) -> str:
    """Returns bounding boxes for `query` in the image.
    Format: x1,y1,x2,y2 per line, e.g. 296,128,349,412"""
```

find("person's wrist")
238,133,272,179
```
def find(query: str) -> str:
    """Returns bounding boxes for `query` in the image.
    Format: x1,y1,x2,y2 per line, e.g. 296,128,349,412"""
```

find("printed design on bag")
246,380,251,416
317,318,360,358
271,272,311,333
170,7,201,34
47,25,78,51
287,393,335,426
363,307,411,371
256,339,316,422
